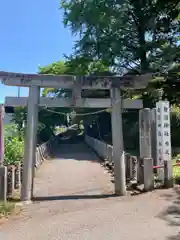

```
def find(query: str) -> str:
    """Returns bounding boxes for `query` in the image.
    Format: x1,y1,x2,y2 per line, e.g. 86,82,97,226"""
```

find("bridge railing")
84,134,180,192
85,134,112,160
35,124,79,168
35,135,60,168
0,125,79,201
84,134,137,182
5,132,64,199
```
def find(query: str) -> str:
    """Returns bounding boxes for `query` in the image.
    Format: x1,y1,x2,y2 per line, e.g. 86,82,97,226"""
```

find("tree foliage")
40,59,113,125
61,0,179,74
40,61,72,98
40,59,111,97
11,0,180,147
61,0,180,101
4,124,24,165
60,0,180,148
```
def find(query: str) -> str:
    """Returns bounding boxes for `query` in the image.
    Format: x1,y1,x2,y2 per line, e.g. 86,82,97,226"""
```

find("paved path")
0,142,180,240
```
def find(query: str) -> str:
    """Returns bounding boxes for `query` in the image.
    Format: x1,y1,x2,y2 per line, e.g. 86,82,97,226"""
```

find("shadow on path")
167,233,180,240
157,186,180,240
51,141,102,162
33,193,116,202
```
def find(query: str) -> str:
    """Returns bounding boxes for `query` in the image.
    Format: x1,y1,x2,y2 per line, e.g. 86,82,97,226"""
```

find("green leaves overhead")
61,0,179,74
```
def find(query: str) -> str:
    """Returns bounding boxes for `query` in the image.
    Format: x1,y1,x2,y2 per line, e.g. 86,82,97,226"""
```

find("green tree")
61,0,180,103
4,124,24,165
60,0,180,148
40,58,111,97
40,60,72,98
11,107,26,140
40,59,113,127
61,0,179,74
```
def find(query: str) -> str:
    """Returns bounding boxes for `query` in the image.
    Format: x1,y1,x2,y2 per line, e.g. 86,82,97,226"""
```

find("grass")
0,191,21,220
0,201,16,218
173,158,180,183
7,191,21,202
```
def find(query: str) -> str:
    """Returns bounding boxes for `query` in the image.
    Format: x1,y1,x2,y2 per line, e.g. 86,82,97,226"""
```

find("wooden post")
15,162,21,190
143,158,154,191
151,108,157,166
0,166,7,201
111,88,126,196
125,153,131,181
139,109,152,184
139,108,152,159
20,164,23,183
0,105,7,201
0,105,4,165
107,145,113,163
164,160,173,188
131,156,138,184
7,166,15,197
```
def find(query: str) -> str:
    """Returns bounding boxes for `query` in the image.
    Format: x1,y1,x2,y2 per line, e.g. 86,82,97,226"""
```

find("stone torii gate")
0,71,151,202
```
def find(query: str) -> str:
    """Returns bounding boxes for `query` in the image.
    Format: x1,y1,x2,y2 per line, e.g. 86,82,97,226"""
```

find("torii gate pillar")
21,86,40,202
111,88,126,196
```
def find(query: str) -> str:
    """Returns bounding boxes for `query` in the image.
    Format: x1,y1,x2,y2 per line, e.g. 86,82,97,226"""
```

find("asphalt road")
0,142,179,240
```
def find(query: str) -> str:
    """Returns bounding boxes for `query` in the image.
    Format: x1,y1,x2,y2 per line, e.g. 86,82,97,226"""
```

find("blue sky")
0,0,75,103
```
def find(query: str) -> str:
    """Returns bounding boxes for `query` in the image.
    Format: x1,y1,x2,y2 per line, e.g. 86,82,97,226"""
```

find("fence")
85,134,180,192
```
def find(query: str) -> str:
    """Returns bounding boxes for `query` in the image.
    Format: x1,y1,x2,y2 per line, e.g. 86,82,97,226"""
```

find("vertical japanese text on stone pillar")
156,101,171,168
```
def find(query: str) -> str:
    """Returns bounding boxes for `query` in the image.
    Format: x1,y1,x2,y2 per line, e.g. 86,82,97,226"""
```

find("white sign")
156,101,171,168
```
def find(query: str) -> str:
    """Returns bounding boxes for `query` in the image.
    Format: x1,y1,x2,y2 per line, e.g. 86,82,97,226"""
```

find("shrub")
0,201,16,218
171,105,180,147
4,124,24,165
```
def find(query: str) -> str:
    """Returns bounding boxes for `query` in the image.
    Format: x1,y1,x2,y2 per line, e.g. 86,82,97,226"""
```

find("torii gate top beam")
0,71,151,90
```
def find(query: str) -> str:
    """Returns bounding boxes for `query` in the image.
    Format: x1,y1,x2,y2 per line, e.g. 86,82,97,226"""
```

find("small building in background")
4,106,14,125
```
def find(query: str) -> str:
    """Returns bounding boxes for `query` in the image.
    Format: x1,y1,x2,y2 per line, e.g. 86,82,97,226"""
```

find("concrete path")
0,142,180,240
